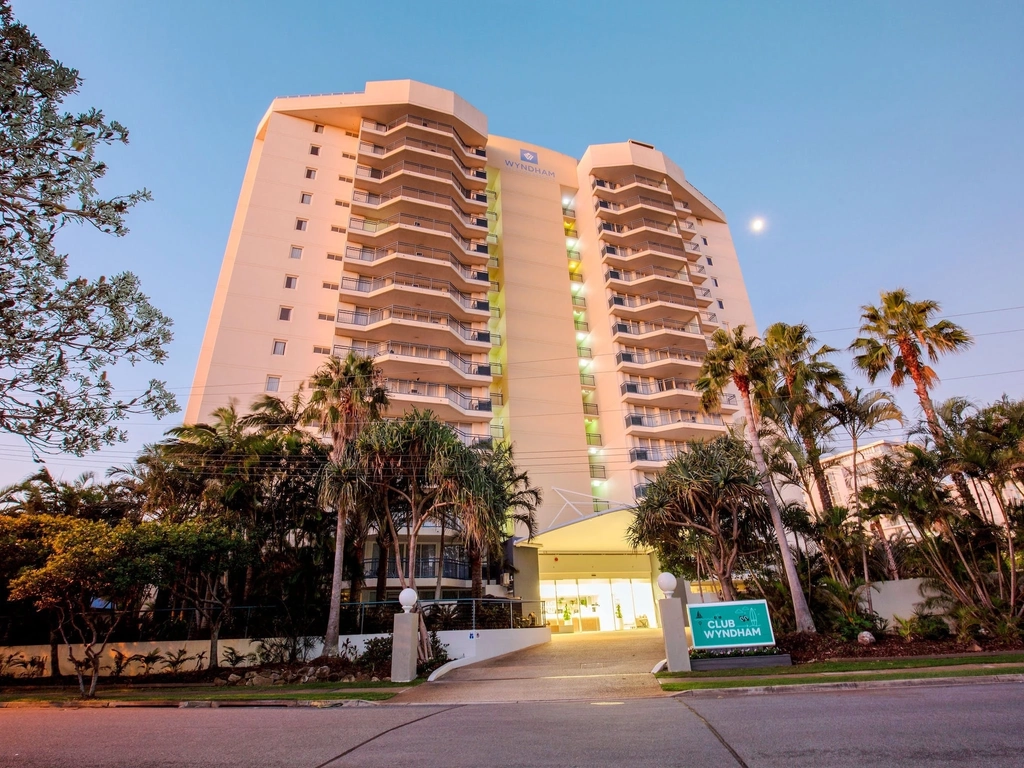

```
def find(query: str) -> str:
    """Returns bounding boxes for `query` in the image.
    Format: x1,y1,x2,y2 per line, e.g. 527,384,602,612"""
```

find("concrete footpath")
393,628,667,704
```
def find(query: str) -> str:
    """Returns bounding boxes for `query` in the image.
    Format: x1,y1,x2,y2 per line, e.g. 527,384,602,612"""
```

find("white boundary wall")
2,627,552,678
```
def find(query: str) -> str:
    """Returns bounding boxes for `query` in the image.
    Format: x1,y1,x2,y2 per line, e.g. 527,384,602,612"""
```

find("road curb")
0,698,381,709
672,673,1024,697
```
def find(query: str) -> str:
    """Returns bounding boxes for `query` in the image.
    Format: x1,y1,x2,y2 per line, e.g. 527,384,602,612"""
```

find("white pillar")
391,612,419,683
659,597,691,672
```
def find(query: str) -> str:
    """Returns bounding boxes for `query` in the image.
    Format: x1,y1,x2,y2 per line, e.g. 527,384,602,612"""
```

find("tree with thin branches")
697,325,817,632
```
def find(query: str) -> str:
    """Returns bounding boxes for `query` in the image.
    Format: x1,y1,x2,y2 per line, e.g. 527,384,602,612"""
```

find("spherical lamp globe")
657,572,677,599
399,588,418,613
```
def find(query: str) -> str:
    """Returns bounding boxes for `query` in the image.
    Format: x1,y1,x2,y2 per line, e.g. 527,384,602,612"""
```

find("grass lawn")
659,664,1024,691
657,652,1024,679
0,679,422,704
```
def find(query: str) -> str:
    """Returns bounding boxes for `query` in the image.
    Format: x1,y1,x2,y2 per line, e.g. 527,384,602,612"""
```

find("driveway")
394,628,666,704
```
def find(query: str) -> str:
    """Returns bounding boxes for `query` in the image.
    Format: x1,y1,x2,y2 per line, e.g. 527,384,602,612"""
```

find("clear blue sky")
3,0,1023,484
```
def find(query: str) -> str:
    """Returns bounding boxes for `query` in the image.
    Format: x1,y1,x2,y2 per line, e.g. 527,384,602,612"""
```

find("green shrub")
358,636,393,677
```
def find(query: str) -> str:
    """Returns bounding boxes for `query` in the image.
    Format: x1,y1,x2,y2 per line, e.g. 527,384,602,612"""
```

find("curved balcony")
351,187,489,237
337,305,497,353
609,290,702,321
605,264,693,293
615,346,707,377
360,114,487,165
358,138,488,186
628,445,687,466
344,242,493,288
334,341,497,386
620,377,703,409
592,174,671,199
348,213,490,258
601,241,691,271
339,273,489,319
624,410,727,441
355,162,491,209
384,378,496,422
598,218,683,248
611,317,705,349
594,194,678,222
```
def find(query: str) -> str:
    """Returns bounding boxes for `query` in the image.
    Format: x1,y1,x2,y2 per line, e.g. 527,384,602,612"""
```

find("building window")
322,281,339,290
279,307,292,321
345,130,359,138
701,236,708,246
327,253,343,261
300,193,312,204
341,152,356,160
289,246,303,260
309,145,320,156
265,376,281,392
305,168,317,180
313,124,324,134
335,200,350,207
295,219,307,231
717,300,724,309
317,312,334,321
331,225,346,234
272,340,287,356
696,217,704,225
313,345,331,355
706,257,713,266
284,275,298,289
711,277,719,287
338,175,353,183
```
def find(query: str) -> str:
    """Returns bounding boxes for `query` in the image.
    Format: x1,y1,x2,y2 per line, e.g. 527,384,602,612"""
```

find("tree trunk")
209,617,222,670
871,520,899,580
952,472,982,518
739,387,817,633
323,505,347,656
803,434,834,511
374,532,390,601
470,546,484,600
434,520,445,600
48,626,61,678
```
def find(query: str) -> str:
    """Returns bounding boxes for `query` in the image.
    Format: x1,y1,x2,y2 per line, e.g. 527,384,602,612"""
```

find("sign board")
686,599,776,650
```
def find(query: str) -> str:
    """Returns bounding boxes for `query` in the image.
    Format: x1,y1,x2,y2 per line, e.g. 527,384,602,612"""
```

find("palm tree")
850,289,972,442
826,388,904,579
462,443,541,599
304,353,388,655
697,325,817,632
761,322,845,512
629,436,766,601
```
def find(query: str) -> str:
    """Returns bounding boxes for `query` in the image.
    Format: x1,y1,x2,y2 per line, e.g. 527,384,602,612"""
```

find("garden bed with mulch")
778,633,1024,663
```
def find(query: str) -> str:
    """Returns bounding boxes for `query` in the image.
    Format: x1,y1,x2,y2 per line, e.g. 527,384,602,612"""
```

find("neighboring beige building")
187,80,756,630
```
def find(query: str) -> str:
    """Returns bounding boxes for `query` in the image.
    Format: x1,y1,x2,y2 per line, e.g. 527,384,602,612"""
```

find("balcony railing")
334,342,499,378
609,291,702,311
385,378,494,413
344,242,491,283
340,273,489,313
337,305,498,345
360,114,486,159
602,241,690,260
574,320,590,332
349,213,490,255
562,206,576,218
355,161,489,203
589,465,607,479
621,378,699,397
629,446,687,463
634,483,651,498
605,265,690,284
581,373,596,387
569,272,584,284
595,195,676,214
577,346,593,359
612,318,702,337
702,311,719,324
585,432,602,445
571,296,587,308
625,411,725,428
582,402,599,416
352,187,489,230
359,138,487,180
615,347,707,366
599,218,680,236
593,174,669,192
363,556,471,581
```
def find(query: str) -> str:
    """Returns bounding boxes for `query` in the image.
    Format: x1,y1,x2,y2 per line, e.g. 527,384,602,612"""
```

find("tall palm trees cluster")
0,352,540,664
635,288,1024,640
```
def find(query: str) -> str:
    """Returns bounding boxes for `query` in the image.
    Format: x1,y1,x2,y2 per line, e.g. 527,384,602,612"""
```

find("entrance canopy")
529,505,642,554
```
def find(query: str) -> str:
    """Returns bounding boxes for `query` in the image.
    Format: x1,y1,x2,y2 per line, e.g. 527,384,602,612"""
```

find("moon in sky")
750,217,765,233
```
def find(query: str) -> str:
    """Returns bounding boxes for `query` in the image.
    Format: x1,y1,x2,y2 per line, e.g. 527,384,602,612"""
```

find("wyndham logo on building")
505,148,555,177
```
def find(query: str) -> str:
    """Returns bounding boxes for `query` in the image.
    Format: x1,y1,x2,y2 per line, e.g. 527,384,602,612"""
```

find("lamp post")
391,589,420,682
657,572,690,673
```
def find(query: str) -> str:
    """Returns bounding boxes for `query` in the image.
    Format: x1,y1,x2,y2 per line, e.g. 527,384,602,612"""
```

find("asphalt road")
2,683,1023,767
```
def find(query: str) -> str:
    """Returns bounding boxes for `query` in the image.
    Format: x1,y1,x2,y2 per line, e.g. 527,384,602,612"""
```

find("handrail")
629,446,687,463
615,347,708,365
352,187,488,229
612,318,702,336
599,217,680,236
625,411,725,428
385,378,493,412
348,214,489,255
359,137,487,180
605,265,690,283
610,291,702,311
593,173,670,192
595,194,676,214
340,272,489,312
334,342,499,378
336,305,498,345
355,161,489,200
620,378,699,397
360,114,486,159
602,240,689,259
344,242,490,283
